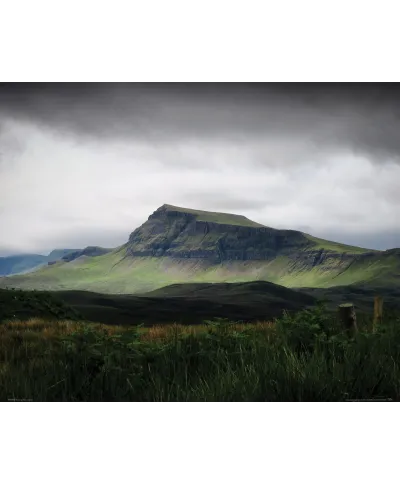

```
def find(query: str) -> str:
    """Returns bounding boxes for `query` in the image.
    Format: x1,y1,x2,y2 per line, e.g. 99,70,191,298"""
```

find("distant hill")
0,204,398,294
61,246,113,262
140,280,317,307
0,249,80,276
0,247,113,277
0,254,48,276
47,249,81,261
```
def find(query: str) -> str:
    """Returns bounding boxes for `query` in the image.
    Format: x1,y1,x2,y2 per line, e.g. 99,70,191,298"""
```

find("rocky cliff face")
285,248,376,272
127,205,315,262
125,205,378,273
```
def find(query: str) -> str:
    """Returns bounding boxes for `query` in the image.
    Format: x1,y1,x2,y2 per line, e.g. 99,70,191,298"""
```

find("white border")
1,1,399,484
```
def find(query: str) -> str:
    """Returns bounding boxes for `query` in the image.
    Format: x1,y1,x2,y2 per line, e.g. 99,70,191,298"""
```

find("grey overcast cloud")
1,82,400,256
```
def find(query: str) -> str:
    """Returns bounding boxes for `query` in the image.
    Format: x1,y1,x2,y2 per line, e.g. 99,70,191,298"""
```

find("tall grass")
1,305,400,401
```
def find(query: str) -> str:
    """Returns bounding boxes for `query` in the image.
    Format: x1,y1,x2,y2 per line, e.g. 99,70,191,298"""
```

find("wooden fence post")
373,296,383,332
338,303,358,337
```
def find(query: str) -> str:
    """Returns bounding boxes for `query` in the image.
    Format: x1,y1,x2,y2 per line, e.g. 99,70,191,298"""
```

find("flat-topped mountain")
0,204,398,294
126,204,378,272
127,204,311,261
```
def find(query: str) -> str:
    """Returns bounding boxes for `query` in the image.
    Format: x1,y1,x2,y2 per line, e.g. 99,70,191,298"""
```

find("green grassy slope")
1,246,399,294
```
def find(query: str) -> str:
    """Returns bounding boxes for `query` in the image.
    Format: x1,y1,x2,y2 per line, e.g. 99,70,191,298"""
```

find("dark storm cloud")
1,83,400,254
1,83,400,162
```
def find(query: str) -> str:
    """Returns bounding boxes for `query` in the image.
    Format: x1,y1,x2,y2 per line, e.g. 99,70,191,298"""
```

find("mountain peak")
129,204,310,262
152,204,267,228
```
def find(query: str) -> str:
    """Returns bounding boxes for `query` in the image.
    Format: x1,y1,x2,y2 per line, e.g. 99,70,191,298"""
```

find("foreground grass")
1,305,400,401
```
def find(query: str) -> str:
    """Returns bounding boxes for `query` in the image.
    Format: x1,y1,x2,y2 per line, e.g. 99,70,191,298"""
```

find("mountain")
0,254,48,276
0,204,399,294
0,249,80,276
127,204,372,260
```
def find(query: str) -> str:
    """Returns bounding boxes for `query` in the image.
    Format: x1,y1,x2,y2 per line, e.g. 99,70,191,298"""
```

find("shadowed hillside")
0,282,317,325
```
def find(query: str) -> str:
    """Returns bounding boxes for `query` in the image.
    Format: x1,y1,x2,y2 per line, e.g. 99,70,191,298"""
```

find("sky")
1,82,400,256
